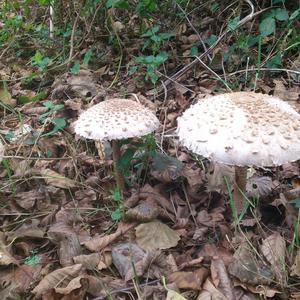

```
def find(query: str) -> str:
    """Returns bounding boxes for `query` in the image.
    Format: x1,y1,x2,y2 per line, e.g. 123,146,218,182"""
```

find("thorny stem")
112,140,125,195
233,166,248,213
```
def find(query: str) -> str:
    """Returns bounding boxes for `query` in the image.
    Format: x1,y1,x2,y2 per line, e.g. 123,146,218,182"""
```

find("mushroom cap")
75,98,160,141
177,92,300,167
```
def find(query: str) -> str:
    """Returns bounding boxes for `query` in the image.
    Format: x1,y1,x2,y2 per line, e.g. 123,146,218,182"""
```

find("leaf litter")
1,2,300,300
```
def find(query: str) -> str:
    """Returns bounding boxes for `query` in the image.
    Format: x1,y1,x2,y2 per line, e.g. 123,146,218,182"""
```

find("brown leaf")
135,221,180,251
32,264,83,296
211,258,235,300
0,232,16,266
291,250,300,278
260,233,286,283
84,222,135,252
48,222,82,266
197,278,227,300
73,253,102,270
13,190,42,210
55,276,88,295
125,201,160,222
168,269,208,290
228,242,273,285
40,169,76,189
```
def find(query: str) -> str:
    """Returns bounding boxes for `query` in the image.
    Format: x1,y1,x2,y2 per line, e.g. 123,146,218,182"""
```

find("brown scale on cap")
75,98,160,141
177,92,300,167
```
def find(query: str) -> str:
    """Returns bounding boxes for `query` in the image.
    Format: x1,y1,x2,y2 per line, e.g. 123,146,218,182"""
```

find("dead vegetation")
1,0,300,299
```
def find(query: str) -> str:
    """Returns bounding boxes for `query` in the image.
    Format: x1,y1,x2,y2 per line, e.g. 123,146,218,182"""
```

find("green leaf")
227,16,240,31
106,0,129,8
117,148,135,174
290,198,300,208
203,35,217,46
290,8,300,21
190,46,198,56
83,49,93,65
51,118,66,129
18,91,47,104
111,208,122,221
275,8,289,21
142,25,160,37
266,52,282,68
259,17,276,37
70,61,81,74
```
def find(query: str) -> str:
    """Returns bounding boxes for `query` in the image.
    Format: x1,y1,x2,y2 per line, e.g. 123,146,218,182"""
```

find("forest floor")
1,1,300,299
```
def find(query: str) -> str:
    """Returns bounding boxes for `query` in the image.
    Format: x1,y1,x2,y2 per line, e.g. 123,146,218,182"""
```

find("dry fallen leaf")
197,278,227,300
291,250,300,278
40,169,76,189
32,264,83,296
135,221,180,251
211,258,235,300
260,233,286,283
166,289,188,300
168,268,208,290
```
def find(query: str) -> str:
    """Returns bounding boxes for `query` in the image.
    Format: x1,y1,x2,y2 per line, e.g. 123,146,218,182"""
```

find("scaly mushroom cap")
75,98,160,140
177,92,300,167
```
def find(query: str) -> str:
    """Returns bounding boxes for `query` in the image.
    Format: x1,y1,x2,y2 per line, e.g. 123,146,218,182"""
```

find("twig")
227,67,300,77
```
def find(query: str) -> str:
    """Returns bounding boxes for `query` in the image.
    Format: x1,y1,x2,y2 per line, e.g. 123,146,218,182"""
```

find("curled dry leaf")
55,276,88,295
206,163,235,193
135,221,180,251
0,232,16,266
8,219,45,240
112,243,169,281
168,268,209,290
73,253,102,270
228,242,273,285
32,264,83,297
166,290,189,300
40,169,76,189
197,278,227,300
291,250,300,278
211,258,235,300
196,210,224,227
13,190,43,210
84,222,135,252
48,222,82,266
260,233,286,283
151,153,183,183
125,201,160,222
246,176,273,198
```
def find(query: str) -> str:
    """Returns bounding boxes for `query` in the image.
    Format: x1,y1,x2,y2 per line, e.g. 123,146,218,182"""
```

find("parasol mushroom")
75,98,160,194
177,91,300,212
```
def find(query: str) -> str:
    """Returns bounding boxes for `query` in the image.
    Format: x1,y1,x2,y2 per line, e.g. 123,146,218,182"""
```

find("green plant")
110,188,123,221
39,101,66,137
132,51,168,84
24,249,40,265
31,51,50,71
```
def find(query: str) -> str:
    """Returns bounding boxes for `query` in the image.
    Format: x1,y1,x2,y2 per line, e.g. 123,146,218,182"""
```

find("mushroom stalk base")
112,140,125,194
233,166,247,213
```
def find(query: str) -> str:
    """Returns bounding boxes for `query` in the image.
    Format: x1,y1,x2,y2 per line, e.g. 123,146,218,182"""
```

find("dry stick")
147,0,265,98
111,140,125,193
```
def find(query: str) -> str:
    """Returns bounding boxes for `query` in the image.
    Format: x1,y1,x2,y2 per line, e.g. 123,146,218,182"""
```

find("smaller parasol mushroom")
177,92,300,213
75,98,160,193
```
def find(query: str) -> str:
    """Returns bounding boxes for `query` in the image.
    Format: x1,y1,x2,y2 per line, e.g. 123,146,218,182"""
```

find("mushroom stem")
112,140,125,194
233,166,248,213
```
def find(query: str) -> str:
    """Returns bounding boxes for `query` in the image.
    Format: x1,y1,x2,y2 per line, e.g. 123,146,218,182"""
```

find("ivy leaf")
275,8,289,21
259,17,276,37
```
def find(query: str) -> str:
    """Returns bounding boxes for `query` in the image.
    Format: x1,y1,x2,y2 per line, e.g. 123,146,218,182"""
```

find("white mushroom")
75,98,160,192
177,92,300,211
